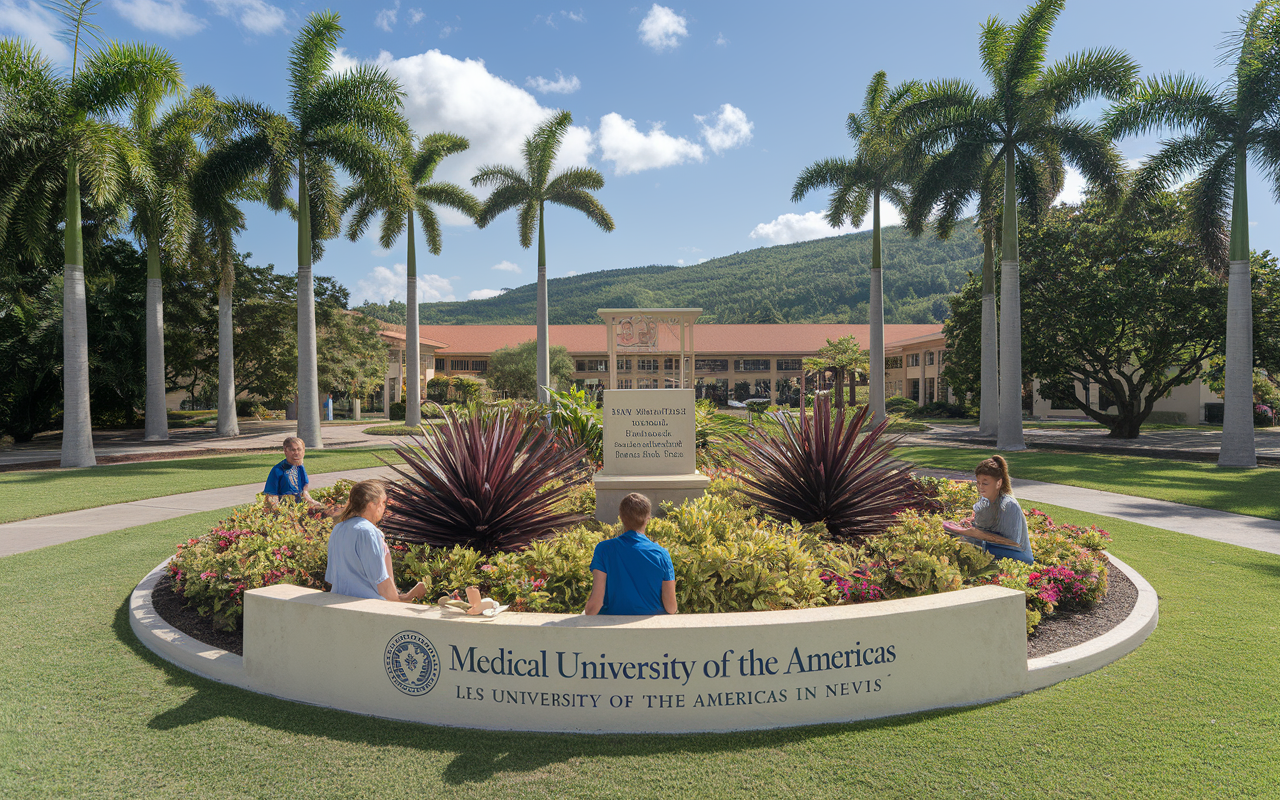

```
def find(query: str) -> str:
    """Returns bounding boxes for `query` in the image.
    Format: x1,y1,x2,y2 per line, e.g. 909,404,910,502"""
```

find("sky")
1,0,1273,307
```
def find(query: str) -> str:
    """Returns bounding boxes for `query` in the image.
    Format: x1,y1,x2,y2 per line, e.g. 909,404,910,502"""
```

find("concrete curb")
130,552,1159,724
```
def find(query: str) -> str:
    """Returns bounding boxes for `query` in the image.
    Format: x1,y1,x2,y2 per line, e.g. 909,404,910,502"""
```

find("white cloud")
676,259,684,266
355,263,456,304
749,207,903,246
0,0,69,61
112,0,204,35
207,0,285,35
1057,166,1087,206
565,270,579,276
525,70,580,94
696,103,752,154
638,4,686,51
469,288,503,300
564,10,584,22
597,112,703,175
439,24,455,38
715,32,727,46
408,7,423,24
343,48,593,204
491,260,521,273
375,1,398,33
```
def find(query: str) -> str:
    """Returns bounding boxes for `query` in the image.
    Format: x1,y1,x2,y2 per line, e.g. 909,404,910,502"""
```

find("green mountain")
353,222,982,326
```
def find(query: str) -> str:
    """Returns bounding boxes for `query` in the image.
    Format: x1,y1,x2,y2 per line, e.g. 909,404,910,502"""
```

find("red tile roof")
394,323,943,355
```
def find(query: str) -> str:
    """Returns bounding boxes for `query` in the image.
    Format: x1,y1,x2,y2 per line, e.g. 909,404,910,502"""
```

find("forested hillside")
354,222,982,325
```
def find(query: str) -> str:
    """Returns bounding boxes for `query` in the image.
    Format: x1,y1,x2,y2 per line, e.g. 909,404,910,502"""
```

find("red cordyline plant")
734,394,924,541
379,403,592,554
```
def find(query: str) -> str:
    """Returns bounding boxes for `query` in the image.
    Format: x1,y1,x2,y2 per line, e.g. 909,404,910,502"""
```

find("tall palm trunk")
61,153,96,467
1220,148,1257,467
216,252,239,437
978,223,999,439
405,207,421,427
536,202,550,403
869,190,886,425
997,148,1026,451
143,234,168,441
296,156,322,448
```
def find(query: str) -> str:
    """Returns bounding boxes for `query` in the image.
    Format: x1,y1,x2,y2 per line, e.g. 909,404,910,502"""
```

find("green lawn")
0,502,1276,797
899,445,1280,521
0,448,399,525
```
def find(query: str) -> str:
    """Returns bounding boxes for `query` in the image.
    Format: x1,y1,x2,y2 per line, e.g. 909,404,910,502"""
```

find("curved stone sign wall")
244,584,1030,733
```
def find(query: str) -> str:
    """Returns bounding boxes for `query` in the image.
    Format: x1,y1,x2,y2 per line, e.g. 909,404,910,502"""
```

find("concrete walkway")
2,463,1278,559
0,465,399,557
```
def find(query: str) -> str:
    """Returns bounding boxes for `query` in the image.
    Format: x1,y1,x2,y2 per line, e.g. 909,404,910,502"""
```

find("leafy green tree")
1105,1,1280,466
317,307,388,408
0,1,182,465
792,71,918,425
204,11,408,447
803,335,869,409
486,339,574,399
1019,193,1225,437
343,132,479,426
900,0,1136,451
473,110,614,403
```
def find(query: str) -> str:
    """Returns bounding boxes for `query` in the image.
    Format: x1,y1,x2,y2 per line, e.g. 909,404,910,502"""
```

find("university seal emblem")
384,631,440,696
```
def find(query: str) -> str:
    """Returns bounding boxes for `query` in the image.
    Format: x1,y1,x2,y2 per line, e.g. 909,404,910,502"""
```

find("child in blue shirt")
585,493,678,616
263,436,321,512
950,455,1035,564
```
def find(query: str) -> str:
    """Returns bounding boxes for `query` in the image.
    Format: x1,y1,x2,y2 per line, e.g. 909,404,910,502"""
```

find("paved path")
0,466,399,557
2,462,1278,559
904,424,1280,464
0,420,402,469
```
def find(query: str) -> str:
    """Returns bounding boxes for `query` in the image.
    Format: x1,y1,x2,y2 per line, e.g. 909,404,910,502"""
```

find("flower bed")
167,476,1109,635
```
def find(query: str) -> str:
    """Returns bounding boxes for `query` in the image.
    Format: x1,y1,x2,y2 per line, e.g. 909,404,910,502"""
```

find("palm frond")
1039,47,1138,113
288,10,343,121
69,40,182,117
547,188,615,232
1104,73,1231,139
1003,0,1063,90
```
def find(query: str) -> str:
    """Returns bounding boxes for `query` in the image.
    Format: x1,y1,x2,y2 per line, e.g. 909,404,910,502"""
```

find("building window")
695,358,729,373
618,378,633,389
906,353,920,368
734,359,770,372
925,351,935,366
450,359,469,371
776,358,802,371
471,360,487,374
664,357,675,371
435,358,445,371
885,356,903,370
926,377,936,403
909,379,920,402
938,379,949,403
617,358,631,372
938,351,947,365
637,358,659,372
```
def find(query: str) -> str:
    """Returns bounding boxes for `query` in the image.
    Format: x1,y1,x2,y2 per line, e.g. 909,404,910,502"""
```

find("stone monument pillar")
593,309,711,523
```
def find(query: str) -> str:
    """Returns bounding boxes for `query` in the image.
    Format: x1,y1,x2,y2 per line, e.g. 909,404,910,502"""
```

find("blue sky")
1,0,1272,307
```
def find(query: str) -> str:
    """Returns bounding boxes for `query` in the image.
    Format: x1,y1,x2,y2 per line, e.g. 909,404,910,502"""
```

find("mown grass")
899,445,1280,521
1,503,1277,797
0,448,400,525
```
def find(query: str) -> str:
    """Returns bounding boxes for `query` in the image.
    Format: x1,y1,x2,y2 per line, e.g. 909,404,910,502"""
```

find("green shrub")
388,401,406,421
885,396,919,415
426,376,451,404
1145,410,1187,425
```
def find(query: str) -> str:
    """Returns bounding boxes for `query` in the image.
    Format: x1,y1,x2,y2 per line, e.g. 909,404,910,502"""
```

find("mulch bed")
150,562,1140,663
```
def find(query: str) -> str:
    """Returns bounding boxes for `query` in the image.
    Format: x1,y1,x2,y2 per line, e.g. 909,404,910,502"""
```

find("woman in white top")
325,480,427,602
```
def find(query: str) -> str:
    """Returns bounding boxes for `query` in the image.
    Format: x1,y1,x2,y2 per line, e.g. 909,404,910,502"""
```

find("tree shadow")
112,598,997,785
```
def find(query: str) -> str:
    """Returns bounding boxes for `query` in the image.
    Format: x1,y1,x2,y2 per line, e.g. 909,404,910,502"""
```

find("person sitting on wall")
944,455,1035,564
263,436,322,512
326,479,427,602
585,493,678,616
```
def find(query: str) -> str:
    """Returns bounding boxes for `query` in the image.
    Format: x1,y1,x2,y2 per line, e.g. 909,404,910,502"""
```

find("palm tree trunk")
997,148,1025,451
405,208,422,427
1220,148,1257,467
869,190,886,425
536,201,550,404
296,155,323,448
979,223,998,439
143,234,168,441
216,259,240,437
60,153,96,468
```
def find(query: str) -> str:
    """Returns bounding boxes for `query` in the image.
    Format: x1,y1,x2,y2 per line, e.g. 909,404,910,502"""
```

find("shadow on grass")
111,597,998,785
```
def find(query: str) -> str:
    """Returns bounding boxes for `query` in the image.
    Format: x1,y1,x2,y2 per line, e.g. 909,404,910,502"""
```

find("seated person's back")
585,493,677,616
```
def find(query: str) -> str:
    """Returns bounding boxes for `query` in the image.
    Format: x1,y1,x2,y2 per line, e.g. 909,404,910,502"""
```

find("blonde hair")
283,436,303,449
338,480,388,522
975,455,1013,496
619,492,652,530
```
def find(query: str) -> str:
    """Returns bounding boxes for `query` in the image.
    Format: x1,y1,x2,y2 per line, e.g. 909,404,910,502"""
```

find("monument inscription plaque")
603,389,697,476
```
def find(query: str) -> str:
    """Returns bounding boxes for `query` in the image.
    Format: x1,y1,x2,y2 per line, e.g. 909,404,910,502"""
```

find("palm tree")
803,335,869,410
791,71,918,426
207,11,408,447
342,133,480,427
1105,1,1280,468
898,0,1136,451
472,110,614,403
125,86,215,441
0,1,182,466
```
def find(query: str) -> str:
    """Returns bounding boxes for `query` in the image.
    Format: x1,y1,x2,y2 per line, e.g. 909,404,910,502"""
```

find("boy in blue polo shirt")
585,493,678,616
263,436,321,512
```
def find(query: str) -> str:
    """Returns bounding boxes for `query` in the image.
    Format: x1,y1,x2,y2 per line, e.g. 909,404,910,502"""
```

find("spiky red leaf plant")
734,394,924,541
379,403,592,554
